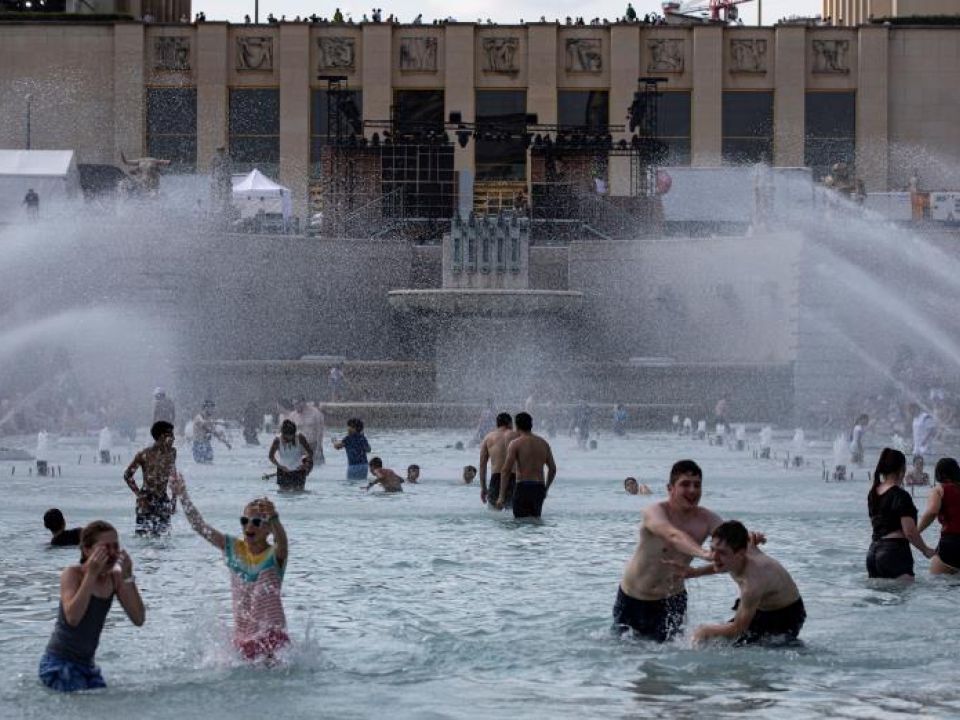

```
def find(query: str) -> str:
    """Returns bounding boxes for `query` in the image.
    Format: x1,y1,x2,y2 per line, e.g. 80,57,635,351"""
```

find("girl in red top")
919,457,960,574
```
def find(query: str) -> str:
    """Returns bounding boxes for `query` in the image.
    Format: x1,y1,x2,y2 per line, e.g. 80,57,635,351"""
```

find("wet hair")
624,477,638,488
668,459,702,485
150,420,174,441
935,457,960,485
712,520,749,552
79,520,116,562
464,465,477,474
43,508,65,533
280,419,297,436
869,448,906,514
407,464,420,473
369,457,383,469
348,418,364,433
912,454,924,466
496,412,512,428
515,412,533,432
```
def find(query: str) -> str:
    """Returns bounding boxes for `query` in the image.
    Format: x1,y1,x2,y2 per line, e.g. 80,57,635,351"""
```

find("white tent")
231,168,292,222
0,149,80,219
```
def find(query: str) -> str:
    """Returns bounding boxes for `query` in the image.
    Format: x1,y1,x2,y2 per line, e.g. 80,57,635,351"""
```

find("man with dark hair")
613,460,764,642
496,411,556,518
691,520,805,646
365,457,404,492
124,421,178,536
406,464,420,483
43,509,81,547
479,412,517,507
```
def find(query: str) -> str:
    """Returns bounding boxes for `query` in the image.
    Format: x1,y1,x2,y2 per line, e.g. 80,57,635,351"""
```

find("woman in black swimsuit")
866,448,935,581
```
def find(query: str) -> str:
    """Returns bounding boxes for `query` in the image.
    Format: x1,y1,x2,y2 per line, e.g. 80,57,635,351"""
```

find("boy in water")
365,457,404,492
462,465,477,484
43,509,81,547
192,400,231,464
172,474,290,661
905,455,930,487
691,520,805,646
333,417,371,480
123,421,178,536
406,464,420,484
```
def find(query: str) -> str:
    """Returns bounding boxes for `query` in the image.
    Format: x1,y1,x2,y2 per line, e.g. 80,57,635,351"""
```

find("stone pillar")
196,23,228,172
691,25,722,166
362,23,393,136
609,24,640,195
113,22,144,162
856,26,889,191
527,24,558,128
279,23,310,221
774,26,806,168
445,24,475,176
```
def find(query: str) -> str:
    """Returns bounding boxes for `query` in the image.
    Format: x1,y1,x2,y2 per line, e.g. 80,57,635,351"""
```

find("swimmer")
191,400,231,464
123,421,178,536
172,474,290,661
333,417,371,481
613,460,764,643
918,457,960,575
39,521,145,692
479,412,517,507
905,454,929,487
691,520,805,646
44,508,82,547
496,412,556,519
624,478,652,496
406,464,420,483
365,457,404,492
463,465,477,484
268,420,314,491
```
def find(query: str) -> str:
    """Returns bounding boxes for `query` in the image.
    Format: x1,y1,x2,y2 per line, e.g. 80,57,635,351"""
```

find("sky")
194,0,822,25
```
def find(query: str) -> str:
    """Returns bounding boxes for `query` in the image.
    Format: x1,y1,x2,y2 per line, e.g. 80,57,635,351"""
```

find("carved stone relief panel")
812,39,850,74
482,37,519,74
399,37,438,72
565,38,602,73
730,39,767,73
647,39,684,73
236,37,274,71
154,37,190,71
317,37,356,71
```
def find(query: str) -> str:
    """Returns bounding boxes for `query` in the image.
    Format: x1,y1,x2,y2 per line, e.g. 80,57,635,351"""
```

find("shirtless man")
123,421,178,536
479,412,517,508
614,460,763,642
364,457,404,493
496,412,556,519
691,520,805,646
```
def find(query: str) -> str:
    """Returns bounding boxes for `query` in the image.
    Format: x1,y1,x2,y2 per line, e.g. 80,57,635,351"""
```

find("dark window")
146,88,196,171
657,91,691,166
475,90,527,181
805,91,855,181
381,144,456,219
558,90,609,130
722,91,774,165
393,90,445,137
310,89,363,178
229,88,280,175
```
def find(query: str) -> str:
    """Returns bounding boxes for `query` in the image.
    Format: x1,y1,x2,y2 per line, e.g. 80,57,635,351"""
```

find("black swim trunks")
135,494,173,536
277,468,306,491
866,538,914,578
936,533,960,570
612,586,687,643
735,596,806,645
489,473,516,508
513,480,546,518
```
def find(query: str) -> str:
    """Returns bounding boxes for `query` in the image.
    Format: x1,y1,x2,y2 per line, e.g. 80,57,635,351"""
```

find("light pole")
25,94,32,150
255,1,259,23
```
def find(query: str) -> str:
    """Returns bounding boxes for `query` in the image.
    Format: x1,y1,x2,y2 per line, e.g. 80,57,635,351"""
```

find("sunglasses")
239,516,266,528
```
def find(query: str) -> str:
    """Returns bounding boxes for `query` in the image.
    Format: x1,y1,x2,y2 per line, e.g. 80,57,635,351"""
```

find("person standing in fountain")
911,403,938,460
268,419,314,491
479,412,517,507
242,401,261,446
472,399,496,446
866,448,934,581
192,400,231,464
333,417,371,480
152,388,175,426
291,397,325,466
39,521,145,691
171,474,289,661
849,413,869,466
571,401,591,449
918,457,960,575
496,412,556,519
123,421,178,536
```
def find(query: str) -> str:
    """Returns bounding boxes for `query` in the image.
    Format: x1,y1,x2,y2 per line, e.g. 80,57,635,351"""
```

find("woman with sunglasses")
171,473,289,661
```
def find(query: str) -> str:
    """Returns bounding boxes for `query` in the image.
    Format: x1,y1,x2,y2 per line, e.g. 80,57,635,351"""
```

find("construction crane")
661,0,755,24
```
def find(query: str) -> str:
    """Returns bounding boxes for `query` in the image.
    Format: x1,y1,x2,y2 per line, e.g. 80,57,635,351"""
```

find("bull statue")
117,152,171,197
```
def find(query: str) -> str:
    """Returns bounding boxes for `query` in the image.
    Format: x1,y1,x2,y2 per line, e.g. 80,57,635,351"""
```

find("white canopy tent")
0,149,80,219
231,169,292,222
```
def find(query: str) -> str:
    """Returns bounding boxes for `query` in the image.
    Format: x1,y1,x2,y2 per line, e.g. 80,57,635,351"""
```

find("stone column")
774,26,806,167
691,25,722,166
362,23,393,136
856,26,889,191
609,24,640,195
527,24,558,127
113,22,145,162
196,23,228,172
445,24,476,175
279,23,311,221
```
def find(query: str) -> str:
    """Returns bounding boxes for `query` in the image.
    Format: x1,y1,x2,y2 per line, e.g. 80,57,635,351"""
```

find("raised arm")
643,504,712,561
60,560,102,627
111,549,145,626
169,473,225,551
918,485,943,534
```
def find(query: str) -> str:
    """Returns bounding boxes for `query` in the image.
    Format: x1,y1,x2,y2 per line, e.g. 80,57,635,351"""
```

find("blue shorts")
39,652,106,692
347,463,369,480
192,439,213,464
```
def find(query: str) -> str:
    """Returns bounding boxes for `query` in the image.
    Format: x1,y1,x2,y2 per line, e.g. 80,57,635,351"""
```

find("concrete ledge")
387,289,584,316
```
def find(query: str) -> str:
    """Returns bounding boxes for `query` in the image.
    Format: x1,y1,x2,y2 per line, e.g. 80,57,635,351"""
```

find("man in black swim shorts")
495,412,556,519
479,413,517,508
